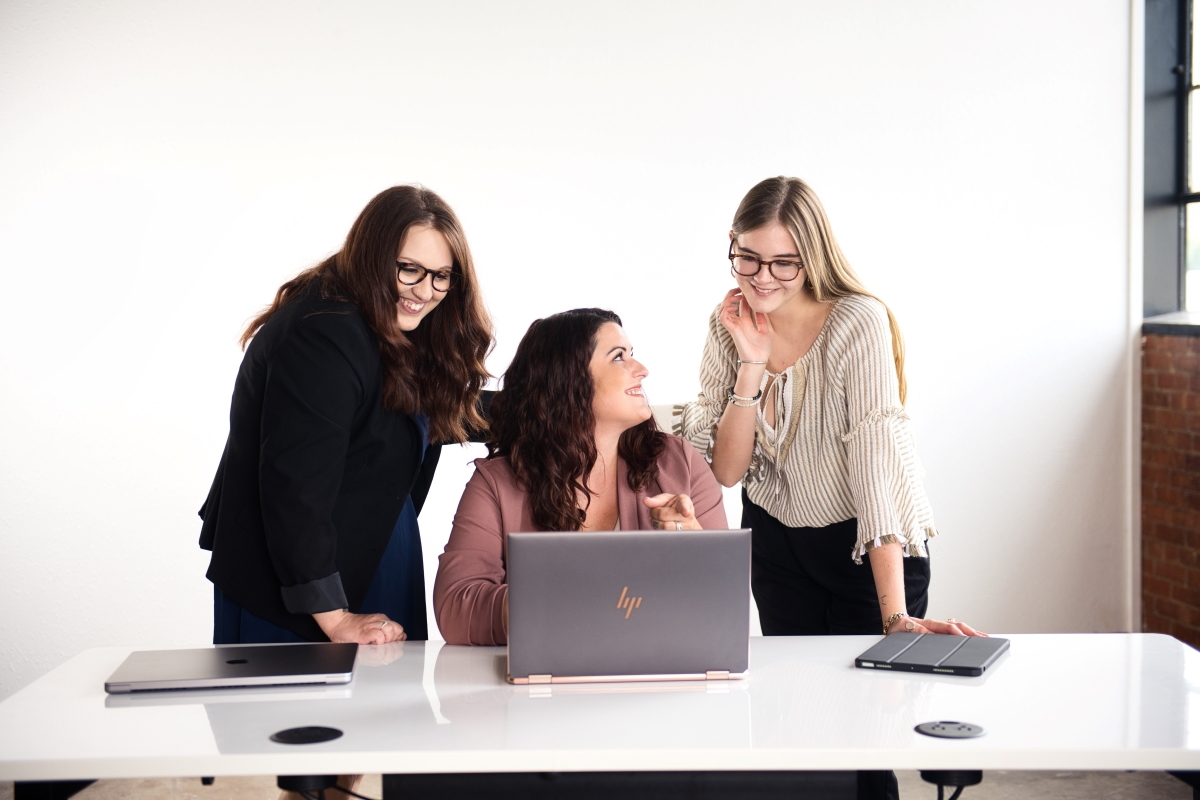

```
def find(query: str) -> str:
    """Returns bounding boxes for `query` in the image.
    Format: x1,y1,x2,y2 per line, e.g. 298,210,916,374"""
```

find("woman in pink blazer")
434,308,728,645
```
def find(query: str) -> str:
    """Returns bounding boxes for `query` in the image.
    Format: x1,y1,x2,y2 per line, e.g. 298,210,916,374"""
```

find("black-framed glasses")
728,239,803,282
396,260,457,293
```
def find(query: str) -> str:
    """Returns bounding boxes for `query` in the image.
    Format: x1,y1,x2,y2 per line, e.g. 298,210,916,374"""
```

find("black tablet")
855,632,1009,677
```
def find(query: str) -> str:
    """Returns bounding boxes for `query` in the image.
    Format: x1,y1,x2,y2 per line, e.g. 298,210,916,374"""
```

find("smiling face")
730,223,807,316
395,224,452,332
589,322,652,434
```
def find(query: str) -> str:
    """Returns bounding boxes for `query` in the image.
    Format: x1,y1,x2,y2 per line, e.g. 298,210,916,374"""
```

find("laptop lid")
855,633,1010,677
506,529,751,683
104,642,358,693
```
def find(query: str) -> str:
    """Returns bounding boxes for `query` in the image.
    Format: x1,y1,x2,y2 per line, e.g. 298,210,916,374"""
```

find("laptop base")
506,669,747,685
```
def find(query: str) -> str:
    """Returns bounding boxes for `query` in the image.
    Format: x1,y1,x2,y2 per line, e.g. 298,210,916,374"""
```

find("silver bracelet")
737,359,767,366
728,389,762,408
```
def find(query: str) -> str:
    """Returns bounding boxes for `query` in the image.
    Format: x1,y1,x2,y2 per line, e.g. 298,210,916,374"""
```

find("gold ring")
947,618,957,623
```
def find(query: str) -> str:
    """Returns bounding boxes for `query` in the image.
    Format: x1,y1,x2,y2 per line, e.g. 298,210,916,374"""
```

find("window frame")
1144,0,1190,316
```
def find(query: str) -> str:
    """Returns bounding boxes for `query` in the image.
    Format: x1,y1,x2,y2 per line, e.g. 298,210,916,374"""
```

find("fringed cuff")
675,399,722,463
676,398,765,485
851,526,937,565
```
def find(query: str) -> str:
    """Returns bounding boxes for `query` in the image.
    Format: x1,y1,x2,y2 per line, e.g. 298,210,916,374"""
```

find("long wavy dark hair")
487,308,666,532
241,185,493,443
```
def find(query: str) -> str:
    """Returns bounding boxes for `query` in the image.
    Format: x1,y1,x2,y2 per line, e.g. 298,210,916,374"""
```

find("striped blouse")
675,294,937,563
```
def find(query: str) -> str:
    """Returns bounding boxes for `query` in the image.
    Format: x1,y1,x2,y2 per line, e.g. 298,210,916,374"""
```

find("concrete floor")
0,771,1192,798
896,770,1190,799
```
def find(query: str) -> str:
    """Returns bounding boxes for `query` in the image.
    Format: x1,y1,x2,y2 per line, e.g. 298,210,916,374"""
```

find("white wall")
0,0,1136,700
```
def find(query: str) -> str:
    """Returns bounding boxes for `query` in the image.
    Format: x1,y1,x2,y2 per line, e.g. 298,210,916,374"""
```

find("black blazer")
199,288,440,641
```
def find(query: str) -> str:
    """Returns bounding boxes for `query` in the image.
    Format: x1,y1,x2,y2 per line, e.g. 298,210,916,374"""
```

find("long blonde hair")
731,176,907,404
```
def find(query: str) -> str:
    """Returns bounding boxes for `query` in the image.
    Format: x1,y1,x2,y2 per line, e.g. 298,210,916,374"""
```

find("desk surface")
1,634,1198,781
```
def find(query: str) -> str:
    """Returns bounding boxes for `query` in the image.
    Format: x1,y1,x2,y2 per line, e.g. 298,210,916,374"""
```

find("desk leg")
12,781,95,800
1170,771,1200,799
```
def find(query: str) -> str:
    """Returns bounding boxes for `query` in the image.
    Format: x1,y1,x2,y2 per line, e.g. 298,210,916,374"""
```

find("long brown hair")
242,185,493,443
487,309,665,532
733,176,908,403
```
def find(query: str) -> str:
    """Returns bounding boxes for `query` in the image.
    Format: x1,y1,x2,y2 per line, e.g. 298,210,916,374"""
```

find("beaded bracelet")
727,389,762,408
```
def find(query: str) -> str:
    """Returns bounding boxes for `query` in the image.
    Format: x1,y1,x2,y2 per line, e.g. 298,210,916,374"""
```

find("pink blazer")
433,435,728,645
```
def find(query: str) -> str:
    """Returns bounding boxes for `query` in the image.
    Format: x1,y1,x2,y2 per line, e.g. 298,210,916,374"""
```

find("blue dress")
213,415,430,644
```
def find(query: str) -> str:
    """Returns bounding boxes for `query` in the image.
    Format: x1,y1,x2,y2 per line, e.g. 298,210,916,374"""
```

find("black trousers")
742,491,930,635
742,491,932,800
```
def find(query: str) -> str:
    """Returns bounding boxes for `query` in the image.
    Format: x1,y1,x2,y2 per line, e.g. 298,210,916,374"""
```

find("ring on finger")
674,521,682,531
946,618,957,623
380,621,389,630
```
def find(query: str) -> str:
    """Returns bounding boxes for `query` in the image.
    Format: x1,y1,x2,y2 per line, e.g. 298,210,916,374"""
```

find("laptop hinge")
528,674,553,684
705,670,730,680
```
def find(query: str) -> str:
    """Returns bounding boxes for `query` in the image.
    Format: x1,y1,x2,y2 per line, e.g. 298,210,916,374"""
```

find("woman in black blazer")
199,186,492,645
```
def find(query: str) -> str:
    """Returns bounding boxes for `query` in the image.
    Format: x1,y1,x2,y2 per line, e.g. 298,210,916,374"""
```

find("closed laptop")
505,529,751,684
104,642,358,693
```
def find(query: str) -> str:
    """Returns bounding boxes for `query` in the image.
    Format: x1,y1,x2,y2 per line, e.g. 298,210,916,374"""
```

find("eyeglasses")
728,240,803,282
396,260,457,293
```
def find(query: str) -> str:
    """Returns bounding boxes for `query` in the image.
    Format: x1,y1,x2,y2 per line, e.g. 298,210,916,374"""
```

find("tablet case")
855,633,1009,677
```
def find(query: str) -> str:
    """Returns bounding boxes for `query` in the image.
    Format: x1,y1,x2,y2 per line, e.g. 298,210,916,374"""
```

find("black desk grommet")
270,726,343,744
915,721,985,739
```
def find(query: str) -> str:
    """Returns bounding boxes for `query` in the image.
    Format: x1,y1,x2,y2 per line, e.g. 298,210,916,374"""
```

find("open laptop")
505,529,750,684
104,642,357,693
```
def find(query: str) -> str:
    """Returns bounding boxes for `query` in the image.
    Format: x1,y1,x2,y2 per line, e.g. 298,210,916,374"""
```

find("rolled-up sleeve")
839,302,937,563
259,314,364,614
434,466,509,645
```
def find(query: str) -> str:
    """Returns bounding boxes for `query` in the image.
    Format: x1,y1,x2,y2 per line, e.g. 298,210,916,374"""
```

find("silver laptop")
104,642,357,693
505,528,750,684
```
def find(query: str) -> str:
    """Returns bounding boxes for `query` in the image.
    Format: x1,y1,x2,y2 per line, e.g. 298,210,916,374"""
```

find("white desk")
1,634,1198,783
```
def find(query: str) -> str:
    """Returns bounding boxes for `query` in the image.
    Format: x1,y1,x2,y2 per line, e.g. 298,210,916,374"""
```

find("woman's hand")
717,288,772,364
893,616,988,637
644,493,704,531
313,609,406,644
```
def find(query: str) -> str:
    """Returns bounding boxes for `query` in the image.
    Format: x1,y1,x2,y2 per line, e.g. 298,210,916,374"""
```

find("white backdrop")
0,0,1137,700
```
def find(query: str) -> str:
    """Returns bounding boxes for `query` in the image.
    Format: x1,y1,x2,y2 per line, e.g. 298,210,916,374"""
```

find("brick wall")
1142,333,1200,649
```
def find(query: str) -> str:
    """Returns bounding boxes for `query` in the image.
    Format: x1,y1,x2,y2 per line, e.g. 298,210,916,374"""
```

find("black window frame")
1145,0,1190,316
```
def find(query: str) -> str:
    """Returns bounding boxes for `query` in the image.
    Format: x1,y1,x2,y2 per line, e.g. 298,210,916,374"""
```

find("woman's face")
731,223,806,315
395,224,452,332
589,322,652,432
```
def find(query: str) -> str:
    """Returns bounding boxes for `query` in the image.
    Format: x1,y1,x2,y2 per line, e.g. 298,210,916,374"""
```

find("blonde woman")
678,177,982,642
